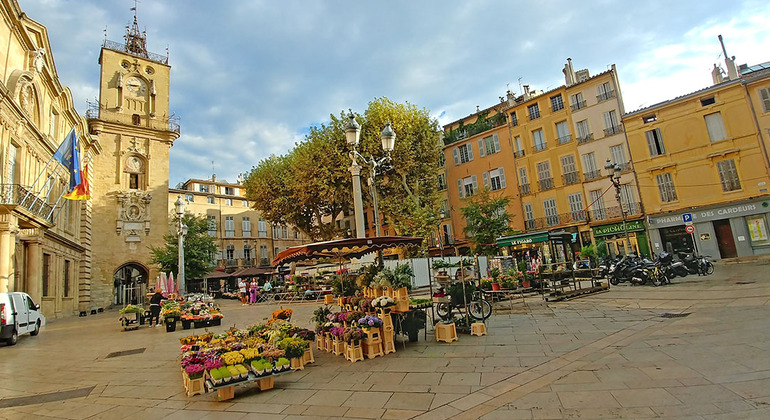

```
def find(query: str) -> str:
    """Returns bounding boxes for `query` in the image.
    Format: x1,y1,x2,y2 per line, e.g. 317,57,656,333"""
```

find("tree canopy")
150,213,218,281
243,97,442,246
460,189,515,256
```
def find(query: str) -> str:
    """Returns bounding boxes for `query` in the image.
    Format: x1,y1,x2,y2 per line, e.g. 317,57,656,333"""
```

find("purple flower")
368,320,374,326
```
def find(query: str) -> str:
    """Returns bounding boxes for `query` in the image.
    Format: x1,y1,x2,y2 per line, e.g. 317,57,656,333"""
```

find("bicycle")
434,289,492,322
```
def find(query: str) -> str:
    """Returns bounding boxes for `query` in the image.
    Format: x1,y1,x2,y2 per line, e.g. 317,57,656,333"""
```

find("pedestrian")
249,281,258,304
238,278,248,305
148,288,163,327
263,279,272,293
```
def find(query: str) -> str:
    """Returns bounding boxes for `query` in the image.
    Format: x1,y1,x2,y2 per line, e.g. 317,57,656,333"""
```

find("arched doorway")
113,263,149,306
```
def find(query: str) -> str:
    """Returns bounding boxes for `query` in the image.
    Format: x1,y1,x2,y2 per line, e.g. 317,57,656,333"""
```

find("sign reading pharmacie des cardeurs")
648,199,770,228
592,219,645,237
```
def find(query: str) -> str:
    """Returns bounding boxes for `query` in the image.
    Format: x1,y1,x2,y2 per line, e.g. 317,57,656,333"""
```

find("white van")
0,292,44,346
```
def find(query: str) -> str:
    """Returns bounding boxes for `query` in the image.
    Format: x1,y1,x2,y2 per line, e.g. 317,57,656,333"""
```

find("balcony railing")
534,143,547,152
241,258,255,267
597,90,616,102
591,208,608,221
606,203,643,218
514,150,525,158
603,125,624,136
524,219,537,230
566,211,588,222
583,169,602,181
519,183,531,195
562,172,579,185
557,134,572,144
577,133,594,144
616,161,632,172
224,259,238,267
103,39,168,64
85,101,180,134
0,184,55,223
539,178,554,191
545,214,560,227
571,100,587,111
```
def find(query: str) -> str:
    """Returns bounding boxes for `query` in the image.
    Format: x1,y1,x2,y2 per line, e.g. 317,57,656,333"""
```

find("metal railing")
0,184,55,223
616,162,632,172
597,90,616,102
562,172,579,185
570,100,587,111
603,125,624,136
545,214,559,227
514,150,525,158
539,178,554,191
524,219,537,230
577,133,594,144
85,101,181,134
583,170,602,181
103,39,169,64
557,134,572,144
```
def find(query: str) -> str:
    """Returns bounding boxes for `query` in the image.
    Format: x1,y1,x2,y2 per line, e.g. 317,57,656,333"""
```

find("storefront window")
659,225,693,254
747,215,770,246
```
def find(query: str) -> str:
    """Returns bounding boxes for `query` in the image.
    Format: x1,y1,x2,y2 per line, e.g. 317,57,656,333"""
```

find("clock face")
125,77,147,96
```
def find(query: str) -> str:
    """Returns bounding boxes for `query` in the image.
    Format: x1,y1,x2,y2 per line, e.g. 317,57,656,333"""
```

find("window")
243,245,252,262
457,175,478,198
483,167,507,191
646,128,666,156
440,199,449,218
225,198,233,206
437,173,447,190
43,253,51,297
207,196,215,204
642,114,658,123
294,228,299,239
478,134,501,157
620,184,639,215
597,82,614,102
226,245,235,261
242,200,249,207
556,121,571,144
242,217,251,236
63,260,71,298
260,245,269,266
129,174,139,189
509,111,518,126
704,112,727,142
185,194,194,202
543,199,558,226
452,143,474,165
536,161,553,190
225,216,235,237
532,129,546,151
700,96,715,106
514,136,524,157
759,87,770,113
273,247,279,259
603,110,622,135
656,173,678,202
442,224,453,244
576,119,592,143
363,212,369,229
50,109,59,138
560,155,578,184
550,94,564,112
568,193,585,221
519,168,530,194
717,159,741,192
199,184,209,193
570,92,585,110
207,216,217,236
610,145,627,170
524,203,535,230
589,189,606,220
258,219,268,237
527,103,540,120
224,186,235,195
132,114,141,125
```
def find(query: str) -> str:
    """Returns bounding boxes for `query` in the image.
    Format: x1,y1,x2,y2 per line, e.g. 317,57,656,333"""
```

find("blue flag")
52,129,82,192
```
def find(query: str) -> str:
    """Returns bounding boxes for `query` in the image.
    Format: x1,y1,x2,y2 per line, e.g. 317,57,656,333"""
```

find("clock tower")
87,13,180,308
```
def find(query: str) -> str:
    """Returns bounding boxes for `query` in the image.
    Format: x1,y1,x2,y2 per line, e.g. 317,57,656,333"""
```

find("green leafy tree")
460,189,515,256
150,213,217,281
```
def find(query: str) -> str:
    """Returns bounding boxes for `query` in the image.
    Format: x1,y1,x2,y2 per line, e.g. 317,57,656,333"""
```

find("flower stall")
178,317,314,401
180,301,224,329
119,304,143,331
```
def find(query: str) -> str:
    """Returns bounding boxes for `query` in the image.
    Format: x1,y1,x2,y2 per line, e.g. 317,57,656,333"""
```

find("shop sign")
592,220,645,237
699,233,711,241
649,200,770,227
497,232,549,247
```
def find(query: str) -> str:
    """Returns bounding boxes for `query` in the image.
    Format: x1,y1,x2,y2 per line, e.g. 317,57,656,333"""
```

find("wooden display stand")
345,342,364,362
316,334,325,352
290,357,305,371
332,338,345,356
382,329,395,355
324,335,332,352
324,295,335,305
435,322,458,343
184,373,206,397
303,346,315,364
470,322,487,336
362,328,384,359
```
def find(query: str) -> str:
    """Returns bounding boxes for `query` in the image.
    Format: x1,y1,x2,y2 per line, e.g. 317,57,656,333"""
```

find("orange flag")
63,163,90,200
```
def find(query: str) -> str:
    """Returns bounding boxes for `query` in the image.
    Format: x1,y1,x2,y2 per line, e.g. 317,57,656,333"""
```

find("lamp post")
604,159,631,255
345,110,396,238
174,195,188,295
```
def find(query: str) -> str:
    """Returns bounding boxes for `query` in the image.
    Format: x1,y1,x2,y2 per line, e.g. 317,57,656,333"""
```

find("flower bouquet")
358,315,383,329
184,363,204,380
278,337,309,359
342,326,365,345
119,304,142,315
371,296,395,309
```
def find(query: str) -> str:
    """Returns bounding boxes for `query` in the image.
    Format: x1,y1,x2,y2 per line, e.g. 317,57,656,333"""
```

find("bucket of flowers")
371,296,396,314
357,315,383,330
343,326,365,346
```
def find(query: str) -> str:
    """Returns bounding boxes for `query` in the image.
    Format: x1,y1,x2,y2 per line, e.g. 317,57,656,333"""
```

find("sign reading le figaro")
650,201,768,227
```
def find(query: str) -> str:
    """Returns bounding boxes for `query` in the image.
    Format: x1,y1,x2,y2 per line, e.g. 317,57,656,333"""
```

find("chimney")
523,85,531,99
711,64,724,85
212,173,217,182
506,89,516,106
563,58,576,86
718,35,739,80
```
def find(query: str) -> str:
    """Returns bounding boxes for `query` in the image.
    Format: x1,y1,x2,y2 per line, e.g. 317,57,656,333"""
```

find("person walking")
148,288,164,327
238,278,248,305
249,281,258,304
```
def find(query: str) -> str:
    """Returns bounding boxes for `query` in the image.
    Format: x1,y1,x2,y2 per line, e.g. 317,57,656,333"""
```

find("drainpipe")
505,107,527,232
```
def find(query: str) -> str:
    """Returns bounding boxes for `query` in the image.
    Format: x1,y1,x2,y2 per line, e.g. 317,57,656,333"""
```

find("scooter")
607,254,649,285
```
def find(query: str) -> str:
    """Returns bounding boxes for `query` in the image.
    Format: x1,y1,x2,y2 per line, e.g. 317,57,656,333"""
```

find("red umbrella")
272,236,424,266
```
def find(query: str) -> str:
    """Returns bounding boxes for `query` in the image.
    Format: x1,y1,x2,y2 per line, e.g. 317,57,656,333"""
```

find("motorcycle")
607,254,650,285
657,252,678,281
678,253,715,276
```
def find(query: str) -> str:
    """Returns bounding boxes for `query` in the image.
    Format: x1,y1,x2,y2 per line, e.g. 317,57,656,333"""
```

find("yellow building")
170,175,310,288
0,0,100,319
444,60,645,261
624,57,770,259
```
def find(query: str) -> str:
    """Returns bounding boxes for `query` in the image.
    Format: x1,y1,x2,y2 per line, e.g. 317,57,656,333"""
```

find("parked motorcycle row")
597,251,714,287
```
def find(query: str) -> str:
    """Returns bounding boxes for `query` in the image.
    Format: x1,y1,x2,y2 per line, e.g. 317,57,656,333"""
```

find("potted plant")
343,327,365,346
431,259,452,276
357,315,383,330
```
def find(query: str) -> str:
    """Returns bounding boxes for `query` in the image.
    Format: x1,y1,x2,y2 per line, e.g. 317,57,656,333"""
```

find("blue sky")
18,0,770,187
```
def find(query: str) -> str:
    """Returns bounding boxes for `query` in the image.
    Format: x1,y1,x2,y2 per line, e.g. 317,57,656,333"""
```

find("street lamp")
174,195,188,295
604,159,631,255
345,110,396,237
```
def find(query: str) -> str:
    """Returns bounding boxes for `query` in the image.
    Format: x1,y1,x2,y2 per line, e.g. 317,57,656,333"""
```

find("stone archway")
113,263,149,306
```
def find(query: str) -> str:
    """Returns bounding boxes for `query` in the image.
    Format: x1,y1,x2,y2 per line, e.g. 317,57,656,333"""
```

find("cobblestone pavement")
1,262,769,419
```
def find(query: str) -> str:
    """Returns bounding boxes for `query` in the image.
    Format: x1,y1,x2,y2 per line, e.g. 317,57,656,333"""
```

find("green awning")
496,231,550,247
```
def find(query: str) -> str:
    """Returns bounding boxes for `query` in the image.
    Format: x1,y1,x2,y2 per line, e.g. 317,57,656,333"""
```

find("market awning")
496,231,550,247
231,267,273,277
204,270,233,279
272,236,424,266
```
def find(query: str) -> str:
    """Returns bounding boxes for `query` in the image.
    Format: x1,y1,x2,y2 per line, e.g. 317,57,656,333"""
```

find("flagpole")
23,128,77,205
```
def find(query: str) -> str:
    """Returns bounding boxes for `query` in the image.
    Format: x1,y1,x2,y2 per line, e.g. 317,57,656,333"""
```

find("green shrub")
210,369,223,380
218,367,231,378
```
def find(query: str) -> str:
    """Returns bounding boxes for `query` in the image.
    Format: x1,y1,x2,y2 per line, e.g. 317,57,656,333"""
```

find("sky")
17,0,770,188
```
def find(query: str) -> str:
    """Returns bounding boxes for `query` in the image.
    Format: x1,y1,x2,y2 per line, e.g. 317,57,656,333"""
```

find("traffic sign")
685,225,695,234
682,213,693,223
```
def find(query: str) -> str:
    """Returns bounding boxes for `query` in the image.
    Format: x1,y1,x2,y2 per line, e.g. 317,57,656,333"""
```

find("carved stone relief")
115,190,152,241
